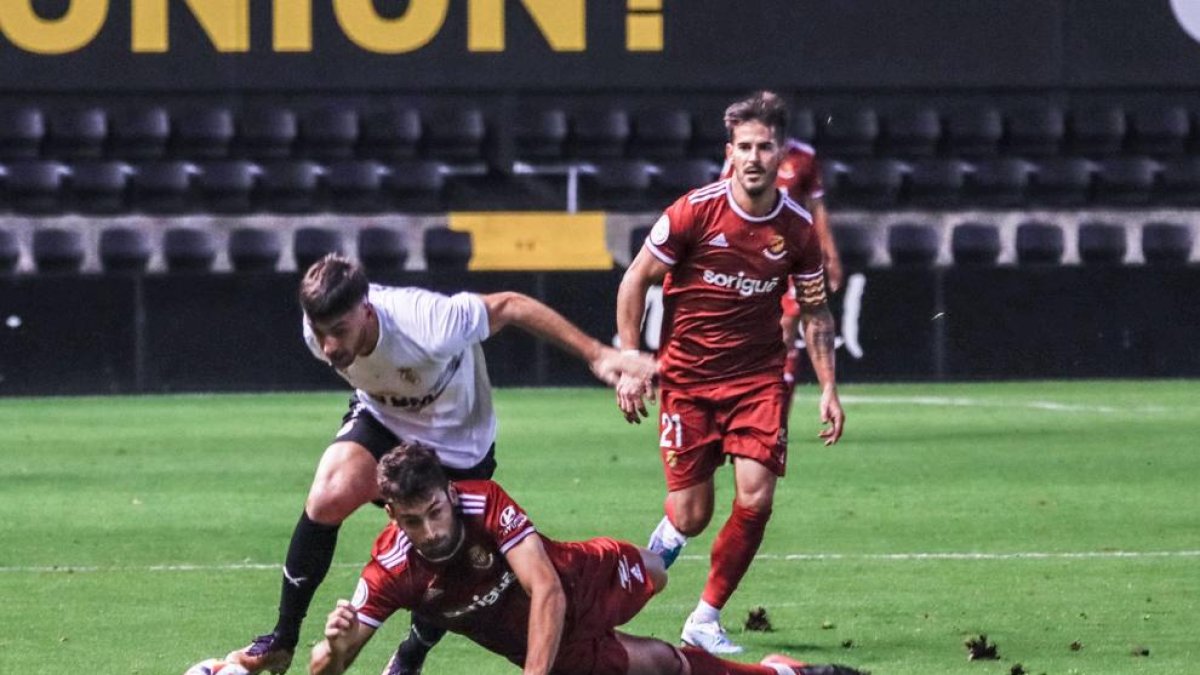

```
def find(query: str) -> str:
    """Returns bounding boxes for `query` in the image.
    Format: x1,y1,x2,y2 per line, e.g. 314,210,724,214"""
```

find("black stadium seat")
1004,105,1065,156
228,228,282,272
163,227,217,272
111,106,170,159
388,160,446,212
1028,158,1095,206
362,107,422,160
48,108,108,159
426,107,486,161
1158,157,1200,205
789,109,816,144
836,159,907,207
71,160,130,213
239,107,298,159
832,223,875,269
1015,221,1064,265
174,107,235,159
945,107,1003,157
1077,221,1127,265
514,108,568,160
1069,106,1127,156
328,160,386,213
951,222,1001,266
964,158,1033,206
0,107,45,159
882,108,941,158
819,108,878,158
198,160,259,214
1095,157,1159,205
633,109,692,160
357,226,409,273
293,226,344,271
99,227,152,273
1142,222,1193,265
0,229,19,274
569,109,630,160
1129,106,1190,156
303,107,360,160
906,159,968,207
132,160,193,213
652,159,719,197
7,160,67,214
887,222,940,267
260,160,323,213
32,228,85,273
690,110,729,159
583,160,653,211
423,227,472,270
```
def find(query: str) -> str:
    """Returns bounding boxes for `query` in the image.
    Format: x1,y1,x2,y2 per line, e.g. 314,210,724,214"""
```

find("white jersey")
303,284,496,469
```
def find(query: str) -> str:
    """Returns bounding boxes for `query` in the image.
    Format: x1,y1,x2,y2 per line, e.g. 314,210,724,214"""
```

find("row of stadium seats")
0,226,470,275
1,103,1199,165
3,156,1199,214
4,221,1192,276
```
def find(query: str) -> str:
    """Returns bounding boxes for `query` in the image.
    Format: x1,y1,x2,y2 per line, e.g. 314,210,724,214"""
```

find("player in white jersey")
231,254,657,675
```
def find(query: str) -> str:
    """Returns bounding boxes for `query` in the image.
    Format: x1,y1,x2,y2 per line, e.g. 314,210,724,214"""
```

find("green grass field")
1,381,1197,674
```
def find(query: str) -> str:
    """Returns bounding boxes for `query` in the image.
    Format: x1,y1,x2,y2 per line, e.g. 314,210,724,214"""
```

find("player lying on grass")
309,442,866,675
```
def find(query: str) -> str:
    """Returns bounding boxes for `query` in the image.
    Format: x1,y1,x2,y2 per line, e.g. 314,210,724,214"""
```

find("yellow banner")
448,212,613,271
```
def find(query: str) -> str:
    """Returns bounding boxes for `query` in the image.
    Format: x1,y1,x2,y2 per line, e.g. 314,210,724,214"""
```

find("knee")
671,505,712,536
306,473,372,524
734,492,774,515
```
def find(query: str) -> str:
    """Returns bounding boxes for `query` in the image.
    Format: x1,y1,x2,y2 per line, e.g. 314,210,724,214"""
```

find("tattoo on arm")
804,306,836,364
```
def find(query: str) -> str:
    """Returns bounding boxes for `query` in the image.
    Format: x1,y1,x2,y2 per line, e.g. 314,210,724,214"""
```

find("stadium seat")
835,159,908,207
633,109,692,160
328,160,386,213
47,108,108,159
70,160,130,214
239,107,298,159
426,107,487,161
0,107,45,159
293,226,344,272
1077,221,1127,265
197,160,259,214
963,158,1033,207
906,159,968,207
174,107,235,159
110,106,170,159
945,107,1003,157
887,222,940,267
881,108,941,158
1156,157,1200,205
628,224,651,263
228,228,282,272
388,160,446,212
1028,158,1095,206
581,160,653,211
513,108,568,160
132,160,194,213
361,107,422,160
99,227,152,273
1068,106,1127,156
6,160,68,214
569,109,631,160
789,108,816,144
1004,105,1065,156
1141,222,1193,265
1129,106,1190,156
1015,221,1064,265
302,107,360,160
163,227,217,272
0,229,19,274
32,228,85,273
423,227,472,270
652,159,720,197
689,110,729,159
951,222,1001,266
818,108,878,158
832,223,875,269
357,226,409,273
1094,157,1160,205
260,160,323,213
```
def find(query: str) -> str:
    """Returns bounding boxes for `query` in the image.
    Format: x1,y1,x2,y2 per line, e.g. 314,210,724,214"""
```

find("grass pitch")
0,381,1197,674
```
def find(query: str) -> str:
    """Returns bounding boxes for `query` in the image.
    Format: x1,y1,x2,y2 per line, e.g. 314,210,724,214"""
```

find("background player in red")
721,119,842,411
309,442,865,675
616,92,846,654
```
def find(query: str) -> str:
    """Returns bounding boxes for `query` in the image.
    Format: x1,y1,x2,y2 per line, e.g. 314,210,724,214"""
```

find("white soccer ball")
184,658,250,675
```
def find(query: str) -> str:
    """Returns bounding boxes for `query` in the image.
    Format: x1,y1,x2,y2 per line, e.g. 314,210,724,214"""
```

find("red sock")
702,502,771,609
679,646,779,674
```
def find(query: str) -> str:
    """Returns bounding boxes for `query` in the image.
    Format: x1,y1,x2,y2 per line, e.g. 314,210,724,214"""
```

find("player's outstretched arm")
479,292,655,386
799,302,845,445
504,536,567,675
309,600,376,675
616,247,670,423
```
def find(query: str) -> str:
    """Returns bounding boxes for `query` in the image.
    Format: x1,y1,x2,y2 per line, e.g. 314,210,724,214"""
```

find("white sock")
658,516,688,548
690,599,720,624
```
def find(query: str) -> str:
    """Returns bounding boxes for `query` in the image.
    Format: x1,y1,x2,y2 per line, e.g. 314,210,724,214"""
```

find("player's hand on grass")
616,371,656,424
819,387,845,445
324,600,359,652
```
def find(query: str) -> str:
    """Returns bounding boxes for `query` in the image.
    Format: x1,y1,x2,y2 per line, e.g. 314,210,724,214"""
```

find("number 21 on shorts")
660,412,682,448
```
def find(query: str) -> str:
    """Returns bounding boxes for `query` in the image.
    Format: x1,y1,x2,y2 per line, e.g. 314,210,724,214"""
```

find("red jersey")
720,138,824,201
646,179,824,387
351,480,652,670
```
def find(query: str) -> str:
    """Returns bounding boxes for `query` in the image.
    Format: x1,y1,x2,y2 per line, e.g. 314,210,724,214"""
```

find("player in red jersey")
722,135,842,412
616,92,845,654
309,442,866,675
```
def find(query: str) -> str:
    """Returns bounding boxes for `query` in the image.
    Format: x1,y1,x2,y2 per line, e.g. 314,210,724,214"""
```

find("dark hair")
378,441,449,505
298,253,369,322
723,90,789,142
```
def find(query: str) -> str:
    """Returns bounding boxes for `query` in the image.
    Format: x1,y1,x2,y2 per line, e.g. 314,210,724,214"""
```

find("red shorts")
658,377,788,492
552,538,657,674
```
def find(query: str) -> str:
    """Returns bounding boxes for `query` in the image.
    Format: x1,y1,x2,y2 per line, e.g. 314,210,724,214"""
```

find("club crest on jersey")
763,235,788,261
665,450,678,468
468,545,494,569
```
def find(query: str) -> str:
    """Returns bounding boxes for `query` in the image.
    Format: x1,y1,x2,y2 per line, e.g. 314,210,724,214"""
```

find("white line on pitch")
5,549,1200,574
832,394,1173,415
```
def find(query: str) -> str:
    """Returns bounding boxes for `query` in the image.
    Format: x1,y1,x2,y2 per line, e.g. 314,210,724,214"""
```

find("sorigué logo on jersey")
702,269,780,297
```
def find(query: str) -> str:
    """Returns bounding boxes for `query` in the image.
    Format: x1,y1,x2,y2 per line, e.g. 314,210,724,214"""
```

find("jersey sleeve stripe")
793,267,825,280
498,526,538,554
356,612,384,629
646,242,677,266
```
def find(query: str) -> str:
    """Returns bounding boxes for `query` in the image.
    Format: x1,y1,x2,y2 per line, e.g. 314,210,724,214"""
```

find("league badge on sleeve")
649,214,670,246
